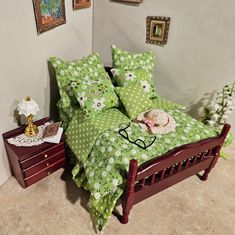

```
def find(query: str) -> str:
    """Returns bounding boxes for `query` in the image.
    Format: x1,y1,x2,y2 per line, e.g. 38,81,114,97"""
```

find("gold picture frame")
73,0,91,10
33,0,66,34
146,16,171,46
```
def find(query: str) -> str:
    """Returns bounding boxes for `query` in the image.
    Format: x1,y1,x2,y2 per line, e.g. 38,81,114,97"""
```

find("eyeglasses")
118,123,156,150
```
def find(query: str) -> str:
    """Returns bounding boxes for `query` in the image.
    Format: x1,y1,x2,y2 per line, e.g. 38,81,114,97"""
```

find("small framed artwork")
33,0,66,34
146,16,171,46
73,0,91,10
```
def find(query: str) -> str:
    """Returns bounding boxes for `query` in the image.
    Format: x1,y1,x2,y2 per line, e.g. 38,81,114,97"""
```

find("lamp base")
25,115,39,137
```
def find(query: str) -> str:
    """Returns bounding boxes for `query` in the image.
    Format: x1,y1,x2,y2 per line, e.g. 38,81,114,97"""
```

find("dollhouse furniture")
2,117,66,188
121,124,230,223
105,67,231,224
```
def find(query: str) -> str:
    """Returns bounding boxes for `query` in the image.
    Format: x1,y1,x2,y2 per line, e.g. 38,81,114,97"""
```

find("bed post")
201,124,231,181
121,159,138,224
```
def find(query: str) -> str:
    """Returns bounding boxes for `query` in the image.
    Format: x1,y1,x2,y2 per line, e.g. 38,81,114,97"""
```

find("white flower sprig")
202,81,235,127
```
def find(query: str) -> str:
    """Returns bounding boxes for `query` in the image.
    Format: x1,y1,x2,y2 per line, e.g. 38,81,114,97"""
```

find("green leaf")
220,150,228,160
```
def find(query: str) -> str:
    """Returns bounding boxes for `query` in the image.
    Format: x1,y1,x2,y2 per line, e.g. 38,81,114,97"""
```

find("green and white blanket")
65,98,229,231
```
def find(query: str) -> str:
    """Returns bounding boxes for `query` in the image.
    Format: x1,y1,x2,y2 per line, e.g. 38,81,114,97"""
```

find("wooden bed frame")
105,67,231,224
121,124,230,223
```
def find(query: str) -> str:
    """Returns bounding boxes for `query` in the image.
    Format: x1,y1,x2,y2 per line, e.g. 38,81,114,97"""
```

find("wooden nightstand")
2,117,66,188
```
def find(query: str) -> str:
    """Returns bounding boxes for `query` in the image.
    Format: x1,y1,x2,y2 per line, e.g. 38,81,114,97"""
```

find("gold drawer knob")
44,154,48,158
46,162,50,167
47,171,50,176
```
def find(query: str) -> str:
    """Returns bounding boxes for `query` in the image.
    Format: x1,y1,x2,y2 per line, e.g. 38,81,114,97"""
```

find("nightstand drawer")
20,142,64,169
25,158,65,187
23,150,65,178
3,117,66,188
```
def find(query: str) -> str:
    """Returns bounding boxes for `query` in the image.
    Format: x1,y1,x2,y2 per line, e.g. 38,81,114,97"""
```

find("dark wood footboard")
121,124,231,224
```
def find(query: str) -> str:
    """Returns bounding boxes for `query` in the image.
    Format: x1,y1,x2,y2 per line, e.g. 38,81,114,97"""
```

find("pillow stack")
50,53,119,121
111,45,157,119
50,46,157,123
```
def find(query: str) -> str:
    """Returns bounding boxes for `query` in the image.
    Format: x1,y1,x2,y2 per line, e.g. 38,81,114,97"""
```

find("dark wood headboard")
105,66,113,78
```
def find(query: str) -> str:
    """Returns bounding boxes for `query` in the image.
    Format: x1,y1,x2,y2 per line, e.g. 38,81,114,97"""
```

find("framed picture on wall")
33,0,66,34
146,16,171,46
73,0,91,10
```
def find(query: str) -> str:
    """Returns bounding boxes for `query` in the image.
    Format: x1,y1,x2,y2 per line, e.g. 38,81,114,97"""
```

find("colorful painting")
73,0,91,10
33,0,66,34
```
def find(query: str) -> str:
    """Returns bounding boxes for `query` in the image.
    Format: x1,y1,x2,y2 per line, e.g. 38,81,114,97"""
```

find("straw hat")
136,109,176,135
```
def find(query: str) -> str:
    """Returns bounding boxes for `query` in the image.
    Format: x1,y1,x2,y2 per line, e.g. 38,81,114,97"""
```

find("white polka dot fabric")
115,82,154,120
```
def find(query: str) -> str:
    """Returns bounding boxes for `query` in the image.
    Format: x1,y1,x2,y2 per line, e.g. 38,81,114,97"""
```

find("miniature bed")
65,69,230,231
105,67,231,224
50,52,231,231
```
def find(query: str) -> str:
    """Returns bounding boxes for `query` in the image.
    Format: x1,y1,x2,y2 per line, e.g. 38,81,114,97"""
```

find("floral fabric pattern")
111,45,155,79
115,82,155,120
66,101,221,231
49,53,108,124
57,99,81,129
111,68,157,98
66,108,129,166
73,74,119,119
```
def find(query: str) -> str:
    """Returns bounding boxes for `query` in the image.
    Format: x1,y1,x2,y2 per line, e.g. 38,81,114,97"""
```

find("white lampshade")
18,96,40,116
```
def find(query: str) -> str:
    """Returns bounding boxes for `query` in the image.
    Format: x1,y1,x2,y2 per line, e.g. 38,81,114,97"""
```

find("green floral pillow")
111,68,157,98
50,53,108,111
115,82,154,120
73,74,119,119
111,45,155,78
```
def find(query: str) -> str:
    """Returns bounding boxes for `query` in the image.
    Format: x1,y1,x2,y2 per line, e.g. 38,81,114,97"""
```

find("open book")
42,122,63,144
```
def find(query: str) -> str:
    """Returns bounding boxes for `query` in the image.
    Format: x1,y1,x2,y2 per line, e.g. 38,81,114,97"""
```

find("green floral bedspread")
65,98,229,231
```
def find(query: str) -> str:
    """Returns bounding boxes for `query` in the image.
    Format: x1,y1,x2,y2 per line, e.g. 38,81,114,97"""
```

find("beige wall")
93,0,235,133
0,1,93,186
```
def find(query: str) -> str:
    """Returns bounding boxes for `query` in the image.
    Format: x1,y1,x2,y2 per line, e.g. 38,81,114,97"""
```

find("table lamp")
17,96,40,137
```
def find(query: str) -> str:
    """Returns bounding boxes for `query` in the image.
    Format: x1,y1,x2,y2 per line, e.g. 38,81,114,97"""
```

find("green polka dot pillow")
73,74,119,119
49,53,108,111
111,45,155,79
111,68,157,98
115,82,154,120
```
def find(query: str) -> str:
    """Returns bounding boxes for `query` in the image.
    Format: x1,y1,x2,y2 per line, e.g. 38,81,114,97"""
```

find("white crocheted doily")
7,123,50,147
